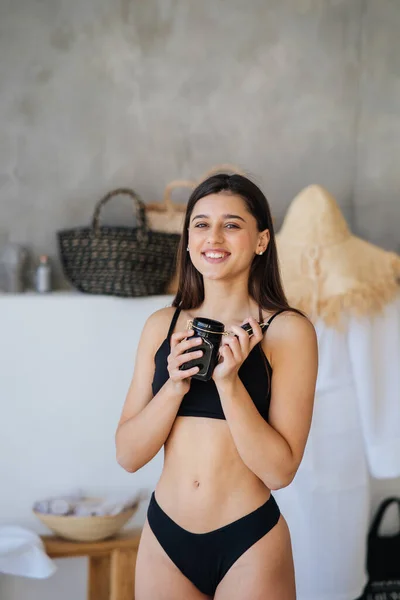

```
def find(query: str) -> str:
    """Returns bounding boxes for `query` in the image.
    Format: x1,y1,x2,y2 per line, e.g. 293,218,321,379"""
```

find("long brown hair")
172,173,296,315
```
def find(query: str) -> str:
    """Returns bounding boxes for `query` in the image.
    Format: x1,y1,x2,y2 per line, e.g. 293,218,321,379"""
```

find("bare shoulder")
262,310,318,366
145,306,176,329
142,306,177,352
266,310,316,341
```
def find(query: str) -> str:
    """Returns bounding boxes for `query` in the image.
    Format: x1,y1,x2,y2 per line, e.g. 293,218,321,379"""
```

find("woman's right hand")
167,329,203,395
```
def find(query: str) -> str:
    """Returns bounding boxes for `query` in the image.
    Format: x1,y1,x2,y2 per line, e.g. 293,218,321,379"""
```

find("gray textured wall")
0,0,399,288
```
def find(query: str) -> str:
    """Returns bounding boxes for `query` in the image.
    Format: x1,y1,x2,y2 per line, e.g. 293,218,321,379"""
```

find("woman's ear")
256,229,270,254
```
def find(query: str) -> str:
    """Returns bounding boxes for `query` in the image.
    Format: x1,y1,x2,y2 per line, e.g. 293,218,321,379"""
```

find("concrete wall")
353,0,400,249
1,0,399,289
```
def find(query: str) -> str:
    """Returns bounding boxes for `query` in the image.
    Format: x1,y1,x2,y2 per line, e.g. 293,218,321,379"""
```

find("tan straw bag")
197,163,247,182
146,180,195,234
145,180,195,295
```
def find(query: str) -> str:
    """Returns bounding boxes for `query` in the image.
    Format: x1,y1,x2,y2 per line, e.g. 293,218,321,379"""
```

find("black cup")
179,317,225,381
179,317,268,381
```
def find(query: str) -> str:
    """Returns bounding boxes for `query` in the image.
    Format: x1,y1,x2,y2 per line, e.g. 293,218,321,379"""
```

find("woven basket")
33,503,137,542
58,188,180,297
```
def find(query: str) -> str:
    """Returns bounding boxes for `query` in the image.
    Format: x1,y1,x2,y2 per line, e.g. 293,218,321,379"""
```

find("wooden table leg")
88,554,111,600
110,548,137,600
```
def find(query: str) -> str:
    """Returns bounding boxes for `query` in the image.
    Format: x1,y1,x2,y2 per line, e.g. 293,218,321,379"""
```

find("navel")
193,480,200,488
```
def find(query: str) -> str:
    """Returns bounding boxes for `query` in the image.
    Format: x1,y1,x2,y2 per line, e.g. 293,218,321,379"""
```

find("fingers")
218,343,235,364
169,364,200,380
171,330,203,351
168,348,201,380
224,317,263,358
227,324,250,358
172,348,203,368
168,330,203,381
221,334,243,363
170,329,194,350
240,317,264,344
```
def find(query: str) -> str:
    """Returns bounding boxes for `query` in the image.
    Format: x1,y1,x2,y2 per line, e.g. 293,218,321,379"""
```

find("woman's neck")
191,288,260,324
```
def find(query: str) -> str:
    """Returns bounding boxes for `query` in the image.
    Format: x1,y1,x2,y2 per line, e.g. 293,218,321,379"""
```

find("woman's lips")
201,252,230,264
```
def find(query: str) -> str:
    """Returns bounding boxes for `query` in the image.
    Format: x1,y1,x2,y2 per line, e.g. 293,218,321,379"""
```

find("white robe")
274,295,400,600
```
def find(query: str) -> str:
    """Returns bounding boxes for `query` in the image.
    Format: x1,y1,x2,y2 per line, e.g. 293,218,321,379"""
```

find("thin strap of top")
167,307,181,341
265,308,289,328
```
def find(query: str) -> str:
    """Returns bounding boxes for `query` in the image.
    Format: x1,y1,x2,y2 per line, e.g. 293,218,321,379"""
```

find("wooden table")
41,529,142,600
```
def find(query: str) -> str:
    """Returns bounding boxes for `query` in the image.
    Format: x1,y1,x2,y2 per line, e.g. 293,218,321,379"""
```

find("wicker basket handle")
91,188,148,236
368,497,400,538
162,180,196,211
199,163,247,182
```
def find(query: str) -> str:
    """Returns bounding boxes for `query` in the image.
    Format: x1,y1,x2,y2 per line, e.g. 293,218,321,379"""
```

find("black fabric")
152,308,288,421
166,306,181,339
361,580,400,600
367,497,400,582
147,491,281,596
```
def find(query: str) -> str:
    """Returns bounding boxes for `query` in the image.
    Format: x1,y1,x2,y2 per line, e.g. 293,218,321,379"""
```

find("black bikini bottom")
147,491,281,596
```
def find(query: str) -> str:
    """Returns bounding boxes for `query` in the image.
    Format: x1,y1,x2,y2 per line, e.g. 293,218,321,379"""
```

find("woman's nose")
206,225,224,245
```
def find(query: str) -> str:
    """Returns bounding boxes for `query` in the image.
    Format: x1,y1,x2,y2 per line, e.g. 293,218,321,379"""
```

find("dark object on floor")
361,579,400,600
367,497,400,582
359,497,400,599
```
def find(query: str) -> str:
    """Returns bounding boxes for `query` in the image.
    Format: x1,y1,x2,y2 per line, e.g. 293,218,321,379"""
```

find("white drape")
275,295,400,600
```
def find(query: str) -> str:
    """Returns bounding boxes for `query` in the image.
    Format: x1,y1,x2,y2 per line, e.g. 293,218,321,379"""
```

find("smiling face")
187,192,269,282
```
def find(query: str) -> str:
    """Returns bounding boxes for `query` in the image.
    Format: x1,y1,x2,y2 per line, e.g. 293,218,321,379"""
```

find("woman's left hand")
212,317,264,384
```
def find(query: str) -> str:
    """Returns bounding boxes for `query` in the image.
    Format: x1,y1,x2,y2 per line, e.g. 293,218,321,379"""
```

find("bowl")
33,501,138,542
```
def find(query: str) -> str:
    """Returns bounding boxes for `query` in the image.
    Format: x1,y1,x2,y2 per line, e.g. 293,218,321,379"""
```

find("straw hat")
276,185,400,328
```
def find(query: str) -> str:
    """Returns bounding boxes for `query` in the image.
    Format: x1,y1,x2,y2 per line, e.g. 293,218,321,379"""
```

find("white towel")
0,526,56,578
33,490,83,515
33,490,142,517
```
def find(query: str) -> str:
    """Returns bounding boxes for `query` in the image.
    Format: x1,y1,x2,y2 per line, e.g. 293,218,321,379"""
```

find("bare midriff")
154,415,271,534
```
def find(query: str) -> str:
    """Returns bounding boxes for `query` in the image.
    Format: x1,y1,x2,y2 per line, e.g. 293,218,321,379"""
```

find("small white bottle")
35,255,52,293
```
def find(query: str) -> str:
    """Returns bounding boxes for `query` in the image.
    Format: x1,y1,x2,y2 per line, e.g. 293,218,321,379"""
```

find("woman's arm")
115,310,201,473
215,313,318,490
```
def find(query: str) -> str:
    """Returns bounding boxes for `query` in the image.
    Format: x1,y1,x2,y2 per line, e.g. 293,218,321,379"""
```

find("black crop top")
151,307,287,422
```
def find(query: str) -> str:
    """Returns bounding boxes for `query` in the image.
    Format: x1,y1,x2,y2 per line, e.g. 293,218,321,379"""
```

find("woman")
115,174,318,600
